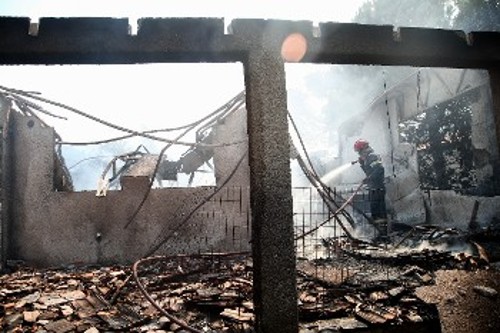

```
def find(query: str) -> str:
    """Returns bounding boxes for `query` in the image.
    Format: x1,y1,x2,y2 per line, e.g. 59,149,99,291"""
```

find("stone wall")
5,110,251,266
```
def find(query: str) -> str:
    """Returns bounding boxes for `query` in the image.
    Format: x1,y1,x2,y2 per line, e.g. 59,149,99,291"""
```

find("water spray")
320,161,356,184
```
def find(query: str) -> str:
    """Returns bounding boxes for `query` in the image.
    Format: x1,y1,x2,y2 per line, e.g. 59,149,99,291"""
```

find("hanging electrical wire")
1,90,75,190
10,94,68,120
287,110,378,242
288,111,355,231
58,91,247,146
287,110,352,209
383,70,397,178
195,95,245,141
68,155,116,170
0,85,246,149
121,92,246,229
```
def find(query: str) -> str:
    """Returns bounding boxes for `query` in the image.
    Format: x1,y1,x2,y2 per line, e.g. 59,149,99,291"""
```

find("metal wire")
122,115,206,229
60,91,246,146
0,85,246,149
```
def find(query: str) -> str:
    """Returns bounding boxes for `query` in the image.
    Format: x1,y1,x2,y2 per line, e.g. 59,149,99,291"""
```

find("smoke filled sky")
0,1,369,189
0,0,367,25
0,0,368,141
1,1,492,190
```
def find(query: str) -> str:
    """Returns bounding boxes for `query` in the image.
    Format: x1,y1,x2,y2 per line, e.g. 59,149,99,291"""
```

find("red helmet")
354,139,369,152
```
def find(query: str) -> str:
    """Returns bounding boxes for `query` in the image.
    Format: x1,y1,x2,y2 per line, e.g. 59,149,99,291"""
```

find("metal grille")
293,186,376,259
197,185,252,253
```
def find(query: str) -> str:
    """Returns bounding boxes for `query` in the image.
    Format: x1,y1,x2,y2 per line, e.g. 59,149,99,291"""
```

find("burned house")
0,16,499,333
337,68,500,229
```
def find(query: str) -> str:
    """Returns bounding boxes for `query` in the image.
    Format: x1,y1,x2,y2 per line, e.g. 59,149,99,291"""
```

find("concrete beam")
0,18,500,67
312,23,500,68
0,17,242,64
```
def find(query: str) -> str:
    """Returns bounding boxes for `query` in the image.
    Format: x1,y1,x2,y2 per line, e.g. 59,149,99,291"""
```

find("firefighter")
353,139,388,230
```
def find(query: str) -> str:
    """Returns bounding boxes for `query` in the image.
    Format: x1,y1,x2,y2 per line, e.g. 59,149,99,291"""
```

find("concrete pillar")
0,96,4,271
489,68,500,158
0,94,10,271
488,68,500,194
244,35,298,333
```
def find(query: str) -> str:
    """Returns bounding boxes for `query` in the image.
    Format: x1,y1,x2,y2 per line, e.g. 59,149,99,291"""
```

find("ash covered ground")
1,238,499,333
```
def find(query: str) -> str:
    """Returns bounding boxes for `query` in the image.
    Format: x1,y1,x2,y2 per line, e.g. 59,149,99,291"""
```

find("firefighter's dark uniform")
359,150,387,221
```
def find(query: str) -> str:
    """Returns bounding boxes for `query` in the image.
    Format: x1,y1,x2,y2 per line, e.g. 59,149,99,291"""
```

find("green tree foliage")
352,0,500,31
450,0,500,31
354,0,454,29
325,0,458,118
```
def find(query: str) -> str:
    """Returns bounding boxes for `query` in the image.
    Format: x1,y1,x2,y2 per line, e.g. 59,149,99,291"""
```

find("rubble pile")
1,250,446,333
1,254,256,333
297,273,440,331
4,221,494,333
1,264,147,333
297,254,441,332
342,246,485,271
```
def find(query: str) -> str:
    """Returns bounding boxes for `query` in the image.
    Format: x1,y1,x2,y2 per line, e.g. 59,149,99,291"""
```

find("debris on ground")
1,252,442,333
2,224,499,333
472,285,498,298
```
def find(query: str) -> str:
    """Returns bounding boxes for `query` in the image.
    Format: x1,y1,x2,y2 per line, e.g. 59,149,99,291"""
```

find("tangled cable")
287,110,377,244
122,92,246,229
0,85,246,149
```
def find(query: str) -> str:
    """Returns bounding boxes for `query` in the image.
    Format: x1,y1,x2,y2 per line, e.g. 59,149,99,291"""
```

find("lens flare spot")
281,33,307,62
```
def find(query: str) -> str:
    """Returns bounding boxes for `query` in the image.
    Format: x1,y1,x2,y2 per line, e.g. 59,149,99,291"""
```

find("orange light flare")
281,32,308,62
